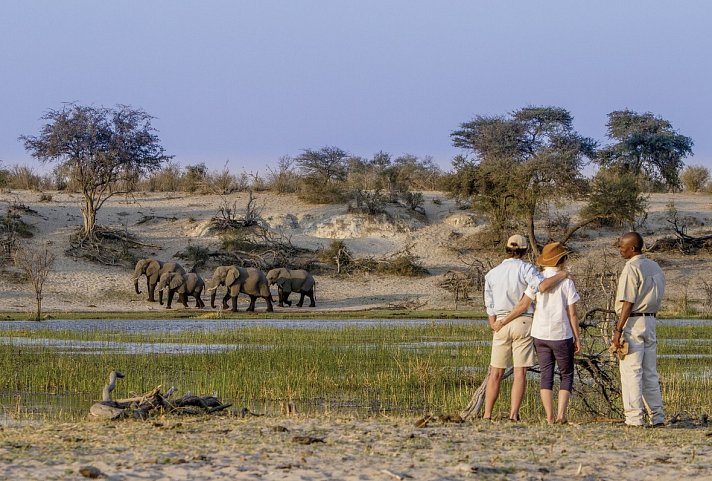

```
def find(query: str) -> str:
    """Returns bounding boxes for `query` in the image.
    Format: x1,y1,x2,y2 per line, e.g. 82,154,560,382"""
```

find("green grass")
0,322,709,421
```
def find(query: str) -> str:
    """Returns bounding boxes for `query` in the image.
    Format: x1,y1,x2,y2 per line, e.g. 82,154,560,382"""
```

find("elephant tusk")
207,286,218,292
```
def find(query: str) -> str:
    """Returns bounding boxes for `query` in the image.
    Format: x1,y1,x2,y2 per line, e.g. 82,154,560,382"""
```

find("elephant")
157,271,205,309
266,268,316,307
205,265,274,312
132,258,186,303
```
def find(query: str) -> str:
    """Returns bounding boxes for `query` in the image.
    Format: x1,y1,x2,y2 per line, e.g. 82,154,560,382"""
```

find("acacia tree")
450,106,596,253
596,110,693,190
295,146,350,203
20,104,171,239
295,146,349,184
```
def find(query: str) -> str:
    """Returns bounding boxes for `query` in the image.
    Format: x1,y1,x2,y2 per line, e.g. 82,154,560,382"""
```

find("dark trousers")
534,337,575,392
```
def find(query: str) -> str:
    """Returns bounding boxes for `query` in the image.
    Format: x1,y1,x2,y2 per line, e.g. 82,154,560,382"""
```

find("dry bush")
4,165,43,190
570,249,620,318
264,156,300,194
298,177,349,204
13,244,55,321
142,162,183,192
438,258,493,307
320,241,428,277
700,278,712,315
680,165,710,192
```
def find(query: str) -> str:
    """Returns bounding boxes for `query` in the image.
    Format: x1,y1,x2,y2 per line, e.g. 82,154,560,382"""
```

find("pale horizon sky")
1,1,710,175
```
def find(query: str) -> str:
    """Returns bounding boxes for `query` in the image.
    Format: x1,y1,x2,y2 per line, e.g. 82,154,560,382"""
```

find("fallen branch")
89,371,233,420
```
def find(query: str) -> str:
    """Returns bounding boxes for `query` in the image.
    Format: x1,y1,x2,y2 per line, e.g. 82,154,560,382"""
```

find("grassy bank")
1,322,709,422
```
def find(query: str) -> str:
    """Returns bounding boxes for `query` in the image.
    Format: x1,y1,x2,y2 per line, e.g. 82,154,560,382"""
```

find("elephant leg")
150,283,157,303
196,294,204,308
222,292,231,310
296,292,306,307
264,295,274,312
166,290,174,309
307,288,316,307
283,291,292,307
181,292,188,308
230,295,239,312
246,295,257,312
210,291,217,309
277,287,285,307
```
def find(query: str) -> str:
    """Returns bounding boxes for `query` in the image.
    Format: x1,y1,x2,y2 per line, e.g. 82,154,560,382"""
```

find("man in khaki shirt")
611,232,665,427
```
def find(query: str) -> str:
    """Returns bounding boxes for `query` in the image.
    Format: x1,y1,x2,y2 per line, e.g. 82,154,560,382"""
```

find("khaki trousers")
619,315,664,426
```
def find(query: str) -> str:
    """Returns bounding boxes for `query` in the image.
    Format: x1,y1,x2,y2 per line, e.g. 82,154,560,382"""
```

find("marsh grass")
0,323,709,421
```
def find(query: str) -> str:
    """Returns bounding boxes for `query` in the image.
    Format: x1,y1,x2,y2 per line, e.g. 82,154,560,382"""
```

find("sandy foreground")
0,415,710,481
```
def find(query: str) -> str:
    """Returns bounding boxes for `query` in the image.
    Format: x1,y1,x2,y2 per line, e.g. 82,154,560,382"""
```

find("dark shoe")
649,422,665,428
509,414,521,422
554,419,568,425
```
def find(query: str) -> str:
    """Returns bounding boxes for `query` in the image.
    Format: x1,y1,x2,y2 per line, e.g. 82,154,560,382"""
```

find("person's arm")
488,314,498,331
611,301,633,348
494,292,534,331
567,302,581,354
539,270,568,293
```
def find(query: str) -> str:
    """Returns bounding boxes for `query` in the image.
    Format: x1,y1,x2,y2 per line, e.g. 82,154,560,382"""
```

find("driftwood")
89,371,232,420
460,366,513,420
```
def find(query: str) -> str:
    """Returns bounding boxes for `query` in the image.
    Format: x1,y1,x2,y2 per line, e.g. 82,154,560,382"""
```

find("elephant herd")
132,259,316,311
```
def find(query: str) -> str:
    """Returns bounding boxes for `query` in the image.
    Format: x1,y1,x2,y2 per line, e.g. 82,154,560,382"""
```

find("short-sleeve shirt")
525,267,580,340
484,258,544,318
615,254,665,315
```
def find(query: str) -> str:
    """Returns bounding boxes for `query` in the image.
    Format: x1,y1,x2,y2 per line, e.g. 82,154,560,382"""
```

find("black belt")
630,312,656,317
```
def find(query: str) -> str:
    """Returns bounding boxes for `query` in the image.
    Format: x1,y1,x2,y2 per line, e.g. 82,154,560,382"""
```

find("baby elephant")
266,268,316,307
157,271,205,309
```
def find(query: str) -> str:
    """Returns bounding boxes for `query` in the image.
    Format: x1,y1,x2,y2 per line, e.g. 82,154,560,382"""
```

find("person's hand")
611,330,622,349
493,319,504,332
489,318,498,331
574,337,581,354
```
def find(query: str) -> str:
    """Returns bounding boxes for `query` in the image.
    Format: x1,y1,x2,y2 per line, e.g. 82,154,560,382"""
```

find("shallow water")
0,318,487,332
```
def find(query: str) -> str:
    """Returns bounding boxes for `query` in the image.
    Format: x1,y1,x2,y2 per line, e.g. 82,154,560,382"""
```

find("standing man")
611,232,665,427
482,234,567,421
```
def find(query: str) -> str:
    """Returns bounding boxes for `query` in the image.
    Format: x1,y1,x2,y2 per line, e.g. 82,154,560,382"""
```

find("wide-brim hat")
537,242,570,267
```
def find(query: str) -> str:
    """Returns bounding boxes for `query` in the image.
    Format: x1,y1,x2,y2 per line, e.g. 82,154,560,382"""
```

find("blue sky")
1,1,710,174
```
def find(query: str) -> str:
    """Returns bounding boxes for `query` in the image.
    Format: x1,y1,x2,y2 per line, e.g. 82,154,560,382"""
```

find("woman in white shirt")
497,242,581,424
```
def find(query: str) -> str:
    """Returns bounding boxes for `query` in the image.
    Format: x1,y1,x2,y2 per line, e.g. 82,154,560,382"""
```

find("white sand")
0,415,710,480
1,189,711,314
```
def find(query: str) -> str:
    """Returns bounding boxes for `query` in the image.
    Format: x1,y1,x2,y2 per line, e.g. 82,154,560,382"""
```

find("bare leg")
510,367,527,421
556,390,571,422
483,367,504,419
540,389,554,424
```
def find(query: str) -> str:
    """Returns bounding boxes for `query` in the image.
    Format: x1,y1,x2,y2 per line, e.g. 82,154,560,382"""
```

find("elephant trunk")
134,278,141,295
210,291,217,308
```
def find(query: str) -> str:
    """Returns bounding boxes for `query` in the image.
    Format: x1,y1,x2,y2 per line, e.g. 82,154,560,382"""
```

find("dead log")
89,371,232,420
460,366,514,420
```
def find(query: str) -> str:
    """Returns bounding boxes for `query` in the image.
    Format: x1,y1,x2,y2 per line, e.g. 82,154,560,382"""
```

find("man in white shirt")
482,235,568,421
611,232,665,427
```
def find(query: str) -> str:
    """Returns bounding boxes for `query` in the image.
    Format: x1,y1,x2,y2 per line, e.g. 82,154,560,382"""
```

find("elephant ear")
225,268,238,287
146,261,160,279
169,273,184,291
277,277,290,290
